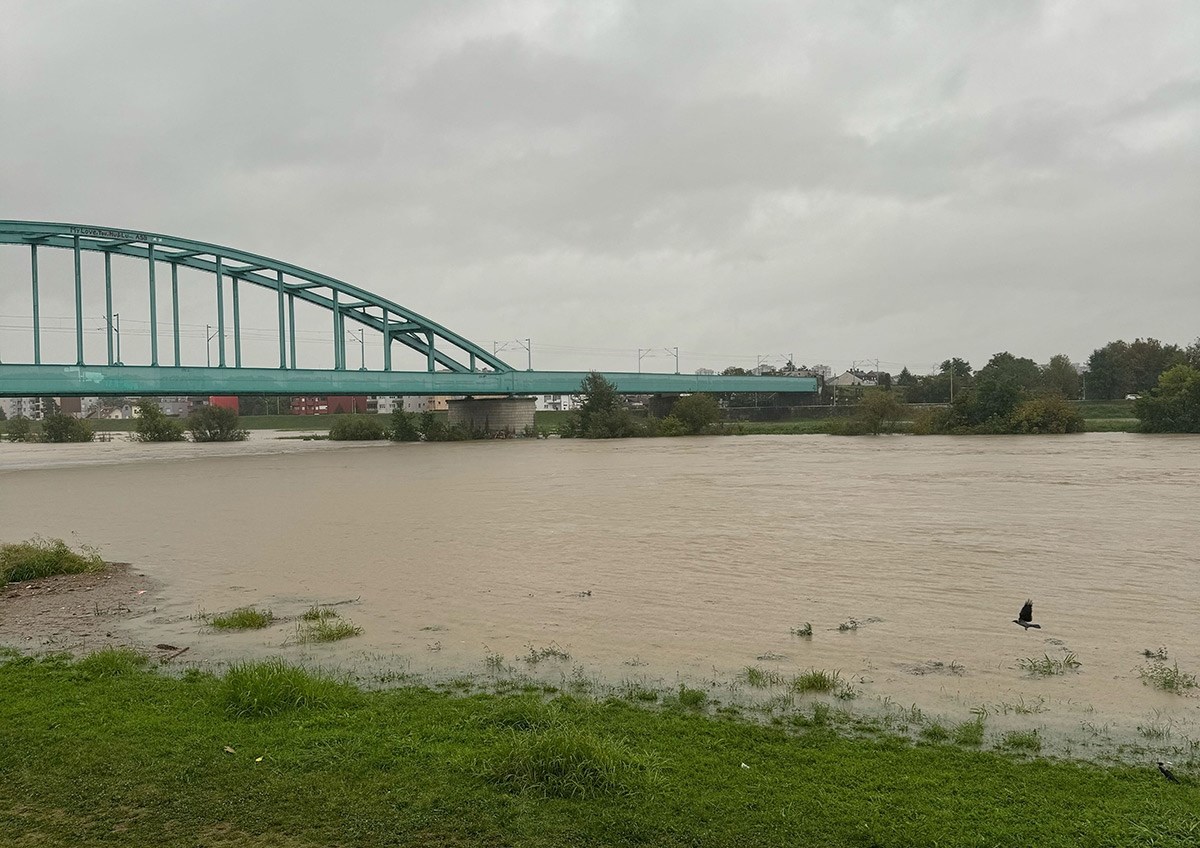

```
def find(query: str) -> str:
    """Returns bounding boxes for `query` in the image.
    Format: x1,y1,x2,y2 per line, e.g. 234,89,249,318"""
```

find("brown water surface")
2,432,1198,754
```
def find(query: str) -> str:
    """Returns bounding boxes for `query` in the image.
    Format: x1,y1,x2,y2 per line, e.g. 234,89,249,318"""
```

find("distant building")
290,396,368,415
369,396,402,415
826,370,877,388
401,396,453,414
158,396,204,418
209,396,240,412
1,397,48,420
534,394,580,412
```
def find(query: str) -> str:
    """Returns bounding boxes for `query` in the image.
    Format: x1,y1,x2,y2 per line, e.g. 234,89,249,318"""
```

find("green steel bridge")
0,221,818,399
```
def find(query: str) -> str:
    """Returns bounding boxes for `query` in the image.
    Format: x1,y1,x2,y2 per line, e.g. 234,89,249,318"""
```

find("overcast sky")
2,0,1197,375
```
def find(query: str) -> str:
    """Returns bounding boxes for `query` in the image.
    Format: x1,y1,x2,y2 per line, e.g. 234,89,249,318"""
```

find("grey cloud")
2,0,1197,374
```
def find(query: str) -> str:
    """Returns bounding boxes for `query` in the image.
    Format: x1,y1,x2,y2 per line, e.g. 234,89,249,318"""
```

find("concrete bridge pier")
447,396,536,436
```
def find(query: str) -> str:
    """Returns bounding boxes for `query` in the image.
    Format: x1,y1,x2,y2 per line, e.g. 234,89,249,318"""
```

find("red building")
290,396,368,416
209,396,239,412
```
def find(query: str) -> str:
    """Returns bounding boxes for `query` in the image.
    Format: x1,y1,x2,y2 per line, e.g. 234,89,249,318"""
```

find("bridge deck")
0,364,818,397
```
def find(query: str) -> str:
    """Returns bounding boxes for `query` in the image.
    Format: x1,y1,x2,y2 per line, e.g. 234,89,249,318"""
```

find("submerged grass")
208,607,275,630
296,618,364,643
289,606,363,643
1,652,1198,846
743,665,787,688
953,717,987,746
1139,660,1199,694
300,604,339,622
1018,653,1083,676
522,643,571,664
792,668,841,693
0,537,105,584
1000,729,1043,753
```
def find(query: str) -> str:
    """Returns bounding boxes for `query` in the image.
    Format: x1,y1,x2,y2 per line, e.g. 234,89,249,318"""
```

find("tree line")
0,401,249,443
882,337,1199,404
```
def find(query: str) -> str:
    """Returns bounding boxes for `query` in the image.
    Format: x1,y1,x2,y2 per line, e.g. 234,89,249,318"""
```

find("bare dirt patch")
0,563,157,654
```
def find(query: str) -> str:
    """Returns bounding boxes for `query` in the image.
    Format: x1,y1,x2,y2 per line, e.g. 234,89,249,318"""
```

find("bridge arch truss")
0,220,512,375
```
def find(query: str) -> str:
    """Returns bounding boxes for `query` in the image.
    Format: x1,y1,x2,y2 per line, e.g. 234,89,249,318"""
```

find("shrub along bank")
0,650,1195,847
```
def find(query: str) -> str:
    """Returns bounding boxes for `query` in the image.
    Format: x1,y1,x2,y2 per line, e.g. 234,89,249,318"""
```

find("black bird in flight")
1013,600,1041,630
1158,761,1180,783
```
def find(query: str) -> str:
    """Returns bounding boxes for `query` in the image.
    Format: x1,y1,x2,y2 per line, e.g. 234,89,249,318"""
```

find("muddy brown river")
2,431,1198,758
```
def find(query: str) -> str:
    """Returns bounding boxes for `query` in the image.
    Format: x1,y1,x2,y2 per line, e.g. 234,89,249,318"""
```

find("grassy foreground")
0,651,1196,847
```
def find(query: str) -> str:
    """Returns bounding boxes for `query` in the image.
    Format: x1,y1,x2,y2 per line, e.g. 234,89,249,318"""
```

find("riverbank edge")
1,646,1197,848
30,401,1139,436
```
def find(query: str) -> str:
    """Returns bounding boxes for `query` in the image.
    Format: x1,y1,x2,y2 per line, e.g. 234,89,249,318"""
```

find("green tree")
4,416,33,442
670,393,720,434
187,405,249,442
911,358,972,404
329,416,387,440
1040,355,1081,399
854,388,908,434
566,372,639,438
941,358,973,381
133,400,186,442
976,352,1042,393
1126,338,1185,395
1085,341,1131,400
656,415,690,436
0,406,6,421
412,410,471,441
1185,338,1200,370
833,388,908,434
1009,395,1085,434
419,410,448,441
971,376,1022,424
41,412,94,443
1134,364,1200,433
389,409,421,442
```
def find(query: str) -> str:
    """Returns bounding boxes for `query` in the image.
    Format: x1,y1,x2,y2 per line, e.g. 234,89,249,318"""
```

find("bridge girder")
0,220,511,374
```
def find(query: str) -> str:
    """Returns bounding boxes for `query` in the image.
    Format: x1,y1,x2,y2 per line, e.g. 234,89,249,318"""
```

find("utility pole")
347,328,365,370
206,323,219,368
99,313,123,366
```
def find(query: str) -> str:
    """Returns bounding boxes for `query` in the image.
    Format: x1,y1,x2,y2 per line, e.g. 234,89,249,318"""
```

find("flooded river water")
2,431,1198,757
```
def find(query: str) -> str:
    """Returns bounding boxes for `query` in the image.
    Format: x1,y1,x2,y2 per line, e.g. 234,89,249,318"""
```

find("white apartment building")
534,394,580,412
1,397,48,420
370,396,402,415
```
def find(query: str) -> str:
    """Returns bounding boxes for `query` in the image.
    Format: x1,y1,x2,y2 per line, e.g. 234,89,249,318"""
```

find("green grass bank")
0,537,105,584
0,650,1195,847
